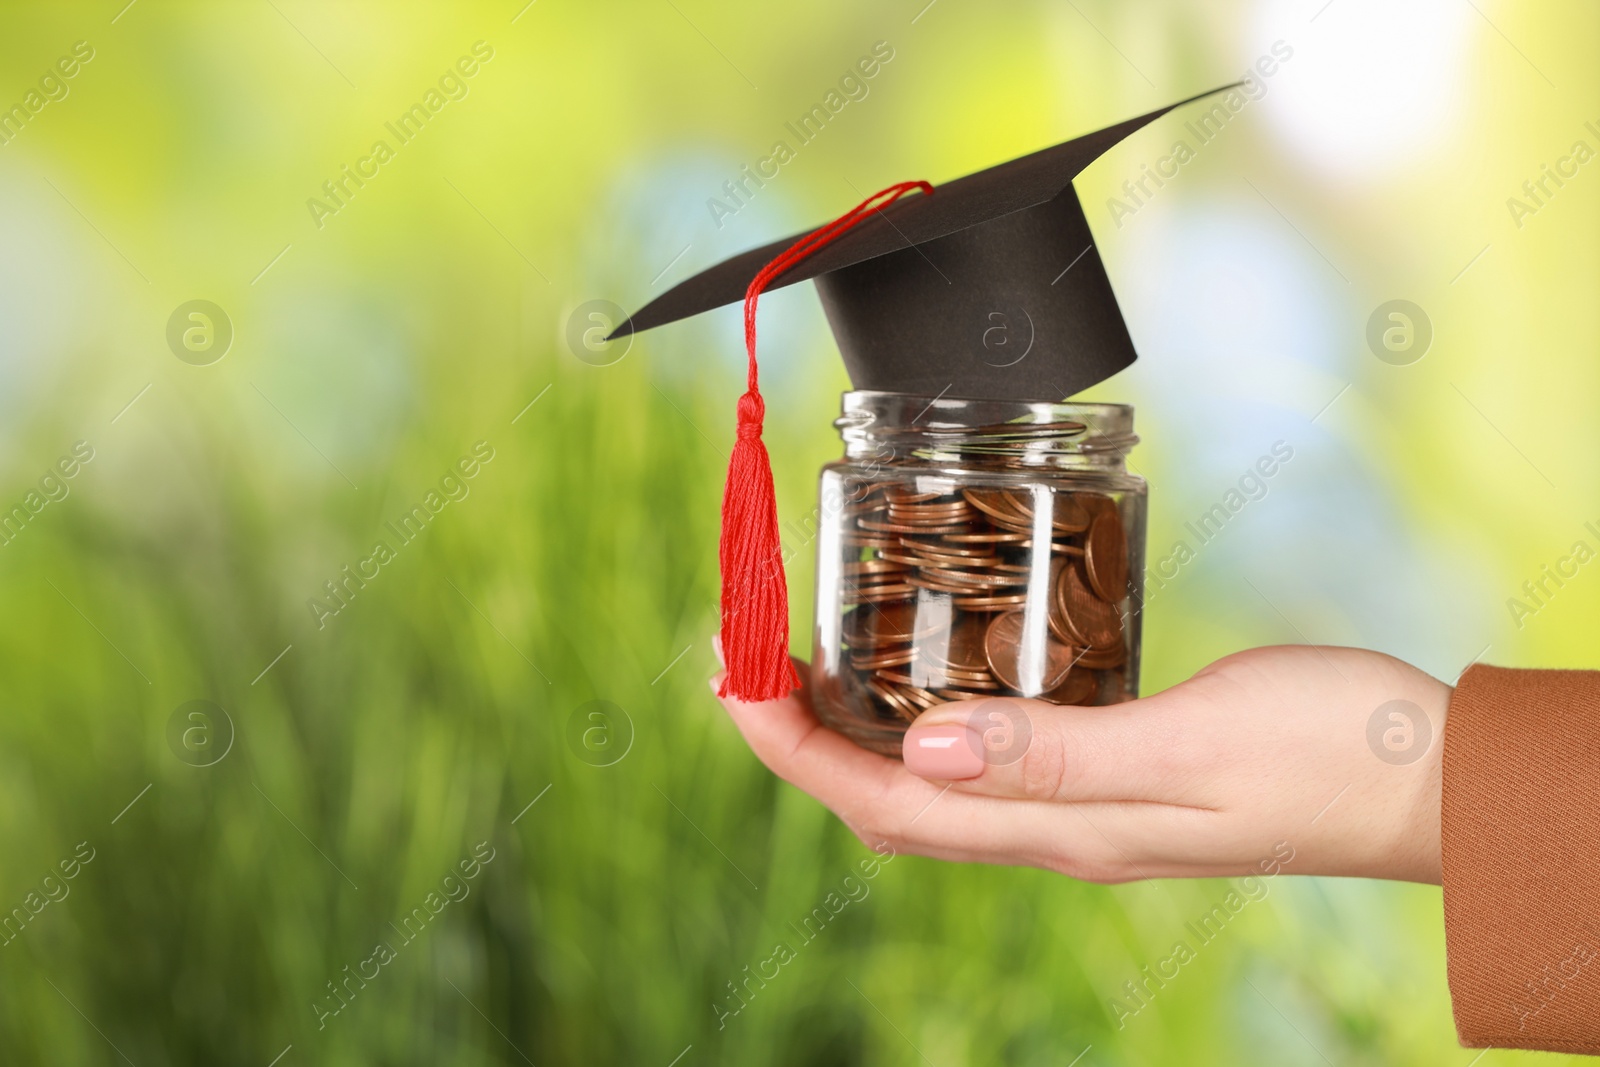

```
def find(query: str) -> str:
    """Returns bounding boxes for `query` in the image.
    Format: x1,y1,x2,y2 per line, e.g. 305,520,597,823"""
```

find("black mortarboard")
612,85,1237,401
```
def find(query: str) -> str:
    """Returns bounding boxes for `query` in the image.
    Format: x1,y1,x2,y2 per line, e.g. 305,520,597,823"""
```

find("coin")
983,611,1076,693
897,684,943,710
883,488,941,504
877,670,965,702
909,569,1023,589
842,603,914,646
866,677,919,723
1041,666,1096,705
857,518,976,535
899,538,995,558
851,647,915,670
1054,564,1122,650
940,531,1029,544
962,488,1031,526
1073,644,1127,670
923,616,992,672
1084,507,1128,602
914,550,1007,569
837,477,1135,728
953,593,1030,611
843,559,910,577
853,585,917,604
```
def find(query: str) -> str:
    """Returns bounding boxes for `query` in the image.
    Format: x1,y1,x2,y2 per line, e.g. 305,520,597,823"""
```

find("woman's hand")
711,643,1449,885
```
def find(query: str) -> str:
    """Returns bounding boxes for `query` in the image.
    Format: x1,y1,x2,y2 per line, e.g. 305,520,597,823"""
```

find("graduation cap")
615,86,1236,703
613,84,1237,402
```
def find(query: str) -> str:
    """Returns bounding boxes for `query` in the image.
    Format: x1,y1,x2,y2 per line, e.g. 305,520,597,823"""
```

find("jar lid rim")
843,389,1133,417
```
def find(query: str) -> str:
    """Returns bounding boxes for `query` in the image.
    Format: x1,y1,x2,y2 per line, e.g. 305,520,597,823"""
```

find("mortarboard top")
611,84,1239,402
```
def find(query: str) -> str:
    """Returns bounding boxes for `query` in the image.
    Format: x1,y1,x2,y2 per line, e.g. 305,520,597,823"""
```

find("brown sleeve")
1443,663,1600,1054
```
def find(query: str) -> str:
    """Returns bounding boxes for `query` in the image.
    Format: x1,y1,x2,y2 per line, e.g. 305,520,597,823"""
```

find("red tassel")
718,180,934,702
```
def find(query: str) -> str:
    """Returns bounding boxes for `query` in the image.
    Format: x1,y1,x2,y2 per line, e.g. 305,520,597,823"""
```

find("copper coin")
888,507,970,519
997,489,1093,534
913,550,1008,569
877,671,953,705
954,593,1030,611
936,668,1000,686
941,531,1029,545
843,559,909,577
846,602,947,645
854,586,917,604
1084,508,1128,602
922,617,992,672
910,569,1022,589
879,549,1004,570
1054,565,1122,650
983,611,1076,693
898,684,943,711
846,573,913,590
882,488,941,504
1073,644,1126,670
866,677,919,723
842,605,913,647
850,645,915,669
907,575,987,595
1049,493,1092,532
857,518,975,535
899,538,994,557
962,488,1031,526
842,536,897,550
935,687,1003,701
1011,540,1084,557
1041,666,1096,705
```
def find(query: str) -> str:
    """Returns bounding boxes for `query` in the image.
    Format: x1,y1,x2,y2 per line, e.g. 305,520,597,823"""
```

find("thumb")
901,694,1198,805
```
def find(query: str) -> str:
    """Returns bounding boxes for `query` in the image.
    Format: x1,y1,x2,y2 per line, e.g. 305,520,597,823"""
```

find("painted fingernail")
902,725,984,780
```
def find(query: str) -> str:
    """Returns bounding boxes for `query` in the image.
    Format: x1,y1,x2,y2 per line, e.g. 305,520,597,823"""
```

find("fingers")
708,662,1125,873
902,690,1216,808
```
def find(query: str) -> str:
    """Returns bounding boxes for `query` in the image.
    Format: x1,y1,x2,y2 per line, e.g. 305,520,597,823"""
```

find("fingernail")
902,725,984,780
708,673,727,698
712,634,725,669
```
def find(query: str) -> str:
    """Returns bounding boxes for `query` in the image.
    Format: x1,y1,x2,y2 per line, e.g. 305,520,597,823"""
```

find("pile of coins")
838,483,1131,724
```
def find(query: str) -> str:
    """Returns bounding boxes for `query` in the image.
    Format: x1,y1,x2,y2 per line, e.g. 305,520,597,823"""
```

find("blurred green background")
0,0,1595,1063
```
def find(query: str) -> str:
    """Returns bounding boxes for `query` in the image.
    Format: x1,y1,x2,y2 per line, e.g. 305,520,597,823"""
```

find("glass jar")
811,392,1146,757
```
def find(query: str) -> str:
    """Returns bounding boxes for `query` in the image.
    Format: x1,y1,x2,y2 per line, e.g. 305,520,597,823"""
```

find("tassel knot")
735,391,765,438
